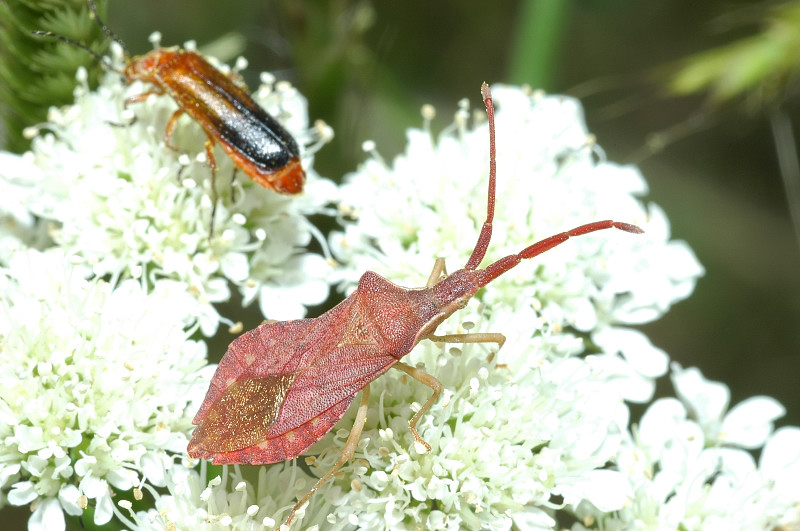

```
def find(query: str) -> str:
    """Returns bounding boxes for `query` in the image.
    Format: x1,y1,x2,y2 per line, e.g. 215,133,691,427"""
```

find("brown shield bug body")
188,83,643,526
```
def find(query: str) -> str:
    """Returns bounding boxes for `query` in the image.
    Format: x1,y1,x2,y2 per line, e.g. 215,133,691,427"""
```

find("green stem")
508,0,571,90
0,0,108,152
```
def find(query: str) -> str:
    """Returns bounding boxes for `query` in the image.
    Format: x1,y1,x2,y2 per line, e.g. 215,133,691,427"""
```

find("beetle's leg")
160,108,219,236
204,139,219,238
107,90,160,128
124,88,164,106
392,362,442,453
163,109,184,152
230,168,240,204
285,385,371,527
425,258,448,288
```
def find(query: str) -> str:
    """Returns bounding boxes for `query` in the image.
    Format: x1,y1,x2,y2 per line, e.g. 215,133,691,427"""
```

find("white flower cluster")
2,67,796,531
269,85,791,530
574,364,800,530
118,462,303,530
0,41,338,530
0,248,211,529
2,42,337,335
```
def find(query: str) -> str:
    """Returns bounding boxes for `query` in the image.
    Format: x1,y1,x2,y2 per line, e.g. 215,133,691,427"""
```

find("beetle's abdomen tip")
253,159,305,195
272,160,305,194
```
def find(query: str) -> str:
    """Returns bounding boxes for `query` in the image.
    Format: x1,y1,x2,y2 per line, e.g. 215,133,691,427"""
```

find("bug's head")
431,269,483,317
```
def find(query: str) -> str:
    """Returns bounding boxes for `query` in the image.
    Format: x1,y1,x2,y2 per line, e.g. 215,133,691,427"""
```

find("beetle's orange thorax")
123,48,182,84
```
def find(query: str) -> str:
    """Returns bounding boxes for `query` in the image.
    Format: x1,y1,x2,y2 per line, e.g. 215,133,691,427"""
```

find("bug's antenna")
87,0,128,55
464,82,497,271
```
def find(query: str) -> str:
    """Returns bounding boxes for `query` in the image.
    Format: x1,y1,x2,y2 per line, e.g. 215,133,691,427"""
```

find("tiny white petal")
8,481,38,505
671,363,729,425
720,396,785,448
28,497,65,531
760,426,800,478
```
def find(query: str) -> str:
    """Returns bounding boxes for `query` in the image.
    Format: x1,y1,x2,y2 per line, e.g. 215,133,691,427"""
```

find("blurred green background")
3,1,800,526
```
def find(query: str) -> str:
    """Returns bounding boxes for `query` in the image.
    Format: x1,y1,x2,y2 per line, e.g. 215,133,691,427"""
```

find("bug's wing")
189,345,396,465
188,298,398,464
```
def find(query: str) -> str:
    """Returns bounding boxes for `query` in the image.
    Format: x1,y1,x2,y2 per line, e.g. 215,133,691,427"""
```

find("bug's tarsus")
393,362,443,452
229,168,240,204
106,116,137,128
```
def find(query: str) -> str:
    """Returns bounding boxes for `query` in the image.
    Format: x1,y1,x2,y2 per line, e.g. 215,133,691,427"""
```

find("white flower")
7,68,791,531
577,365,797,530
2,42,338,335
116,461,316,530
0,248,211,530
331,85,702,379
0,152,51,264
671,362,785,448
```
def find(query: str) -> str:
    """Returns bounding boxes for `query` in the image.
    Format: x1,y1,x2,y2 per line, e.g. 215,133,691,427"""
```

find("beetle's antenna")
31,30,118,73
32,31,104,63
87,0,128,55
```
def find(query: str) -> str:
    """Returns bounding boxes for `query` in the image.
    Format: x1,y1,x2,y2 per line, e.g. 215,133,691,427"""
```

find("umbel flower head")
2,70,795,531
0,248,211,530
574,364,800,530
1,39,337,335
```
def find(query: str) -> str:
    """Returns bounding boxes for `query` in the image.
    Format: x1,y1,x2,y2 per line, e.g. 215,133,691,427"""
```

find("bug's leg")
204,139,219,238
392,362,442,453
428,332,507,367
160,109,201,190
285,385,371,528
425,258,448,288
427,332,506,350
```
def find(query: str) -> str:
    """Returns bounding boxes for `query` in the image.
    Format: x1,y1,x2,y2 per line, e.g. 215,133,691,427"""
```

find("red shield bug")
35,0,306,233
188,83,644,527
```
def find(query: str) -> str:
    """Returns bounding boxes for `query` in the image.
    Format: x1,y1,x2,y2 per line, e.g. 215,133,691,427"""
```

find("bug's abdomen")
188,382,355,465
